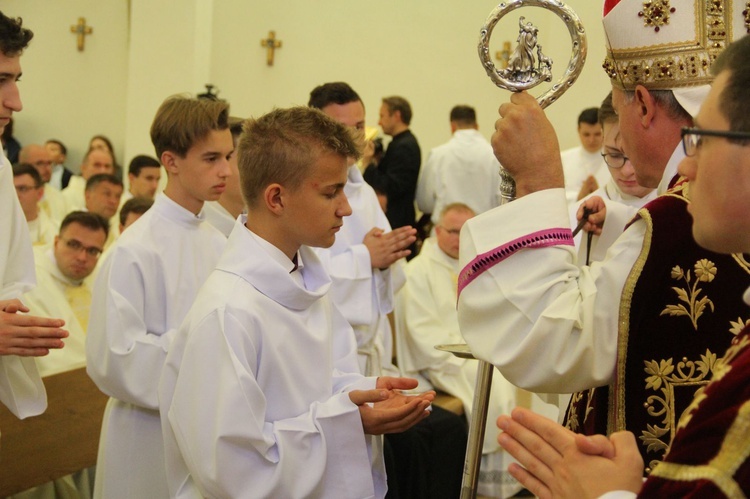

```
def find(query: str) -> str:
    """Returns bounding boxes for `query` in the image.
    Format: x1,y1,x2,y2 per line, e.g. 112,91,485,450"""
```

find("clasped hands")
497,407,644,499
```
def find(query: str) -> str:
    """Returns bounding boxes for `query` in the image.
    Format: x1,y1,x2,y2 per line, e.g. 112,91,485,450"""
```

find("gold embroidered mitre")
602,0,749,93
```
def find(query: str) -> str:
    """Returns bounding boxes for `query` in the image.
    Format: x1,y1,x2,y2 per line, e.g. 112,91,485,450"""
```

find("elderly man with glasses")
457,0,750,475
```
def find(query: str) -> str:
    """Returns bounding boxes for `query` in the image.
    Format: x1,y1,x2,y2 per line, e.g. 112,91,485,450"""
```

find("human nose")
338,193,352,217
3,82,22,112
677,155,697,181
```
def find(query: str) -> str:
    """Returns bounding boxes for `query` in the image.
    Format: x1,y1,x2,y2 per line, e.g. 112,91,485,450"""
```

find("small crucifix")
260,31,282,66
70,17,93,52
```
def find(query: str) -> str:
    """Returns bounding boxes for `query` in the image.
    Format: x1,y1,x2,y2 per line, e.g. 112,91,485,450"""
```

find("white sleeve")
398,265,464,373
0,156,46,419
166,311,375,499
86,246,173,409
415,153,436,215
457,188,643,393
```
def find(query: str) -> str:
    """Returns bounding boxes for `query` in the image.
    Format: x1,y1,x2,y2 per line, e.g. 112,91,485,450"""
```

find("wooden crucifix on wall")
260,31,282,66
70,17,93,52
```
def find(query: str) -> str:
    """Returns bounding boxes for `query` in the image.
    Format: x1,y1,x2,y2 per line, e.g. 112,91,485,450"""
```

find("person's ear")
160,151,179,175
633,85,656,128
264,183,285,215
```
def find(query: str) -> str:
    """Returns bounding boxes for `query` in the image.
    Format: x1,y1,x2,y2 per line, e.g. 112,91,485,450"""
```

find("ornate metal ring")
478,0,587,109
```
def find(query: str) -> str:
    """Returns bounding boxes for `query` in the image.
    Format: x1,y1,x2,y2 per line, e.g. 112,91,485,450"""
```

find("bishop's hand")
492,92,564,198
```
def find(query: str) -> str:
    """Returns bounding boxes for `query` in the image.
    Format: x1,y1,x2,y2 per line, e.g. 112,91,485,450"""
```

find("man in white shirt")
18,143,67,221
63,148,114,212
0,9,67,424
86,95,231,498
416,105,501,229
560,107,609,204
457,0,750,473
26,211,108,377
160,106,434,499
12,163,57,248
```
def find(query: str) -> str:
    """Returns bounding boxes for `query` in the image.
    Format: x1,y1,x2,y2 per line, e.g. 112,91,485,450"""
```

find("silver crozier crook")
437,2,586,498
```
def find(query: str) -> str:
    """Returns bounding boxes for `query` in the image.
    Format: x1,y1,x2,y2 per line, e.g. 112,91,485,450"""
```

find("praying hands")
496,407,644,499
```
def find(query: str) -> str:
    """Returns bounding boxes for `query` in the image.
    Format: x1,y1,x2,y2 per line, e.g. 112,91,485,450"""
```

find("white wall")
4,0,610,173
2,0,129,171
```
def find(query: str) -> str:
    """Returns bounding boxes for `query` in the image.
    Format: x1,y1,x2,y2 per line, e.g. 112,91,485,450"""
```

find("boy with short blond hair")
160,107,433,498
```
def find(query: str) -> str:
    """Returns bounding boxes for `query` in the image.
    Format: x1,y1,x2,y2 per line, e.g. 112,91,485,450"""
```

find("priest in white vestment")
62,149,115,213
396,203,559,497
18,144,68,222
416,105,501,230
25,212,107,377
86,96,232,498
11,163,58,248
160,107,434,499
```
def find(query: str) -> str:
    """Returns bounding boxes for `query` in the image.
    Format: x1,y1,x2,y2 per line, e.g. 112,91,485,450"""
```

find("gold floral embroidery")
638,0,676,32
564,388,596,432
660,259,717,330
641,350,719,467
677,334,750,433
744,3,750,33
729,317,750,336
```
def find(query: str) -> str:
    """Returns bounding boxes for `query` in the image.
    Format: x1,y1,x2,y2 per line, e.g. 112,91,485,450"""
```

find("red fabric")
603,0,620,16
639,326,750,497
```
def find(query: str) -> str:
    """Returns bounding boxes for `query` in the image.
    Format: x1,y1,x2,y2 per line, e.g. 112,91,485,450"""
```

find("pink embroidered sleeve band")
457,228,574,297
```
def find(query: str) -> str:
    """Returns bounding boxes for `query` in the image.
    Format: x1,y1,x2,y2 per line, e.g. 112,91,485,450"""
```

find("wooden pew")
0,368,108,496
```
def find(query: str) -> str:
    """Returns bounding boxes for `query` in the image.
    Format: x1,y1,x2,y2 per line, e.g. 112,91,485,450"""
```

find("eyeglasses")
438,226,461,236
61,237,103,258
601,152,629,169
14,185,40,193
681,127,750,157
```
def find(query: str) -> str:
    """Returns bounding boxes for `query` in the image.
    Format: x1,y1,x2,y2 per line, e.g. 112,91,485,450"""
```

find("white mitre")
601,0,749,116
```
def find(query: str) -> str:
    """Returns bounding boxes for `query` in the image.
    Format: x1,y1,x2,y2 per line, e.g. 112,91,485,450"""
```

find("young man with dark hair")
0,10,67,422
561,106,608,203
87,95,232,498
118,196,153,233
45,138,73,190
160,106,433,498
126,154,161,200
364,95,421,238
309,82,467,498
